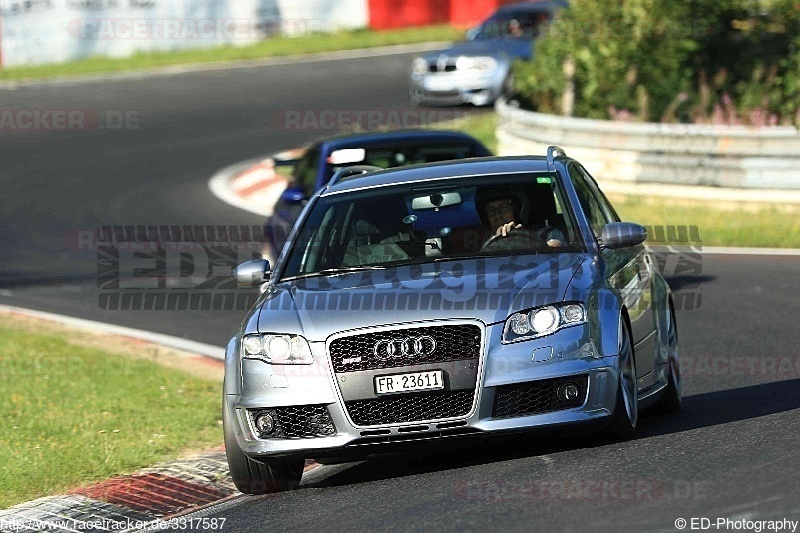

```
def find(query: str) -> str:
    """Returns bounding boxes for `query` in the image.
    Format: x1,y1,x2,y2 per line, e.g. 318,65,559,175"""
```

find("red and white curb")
0,451,234,532
208,151,295,219
0,451,319,532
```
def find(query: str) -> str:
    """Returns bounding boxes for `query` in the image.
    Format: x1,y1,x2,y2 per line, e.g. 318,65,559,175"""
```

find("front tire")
608,317,638,439
501,72,515,100
224,407,304,495
409,85,425,106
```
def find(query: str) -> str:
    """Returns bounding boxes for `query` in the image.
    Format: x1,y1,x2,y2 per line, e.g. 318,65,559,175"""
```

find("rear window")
325,142,484,182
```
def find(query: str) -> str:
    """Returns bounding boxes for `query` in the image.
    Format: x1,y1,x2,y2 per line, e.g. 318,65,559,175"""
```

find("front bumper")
225,320,620,461
409,68,507,106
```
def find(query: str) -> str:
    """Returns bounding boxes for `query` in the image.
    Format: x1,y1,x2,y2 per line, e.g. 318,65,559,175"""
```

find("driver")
478,189,524,237
507,19,524,38
445,188,562,253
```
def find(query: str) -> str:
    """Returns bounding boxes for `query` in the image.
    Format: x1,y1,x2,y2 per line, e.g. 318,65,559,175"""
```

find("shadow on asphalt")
300,378,800,490
663,274,716,292
0,271,98,290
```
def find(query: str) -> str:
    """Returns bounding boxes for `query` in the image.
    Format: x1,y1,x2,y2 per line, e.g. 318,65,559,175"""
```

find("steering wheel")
480,228,537,251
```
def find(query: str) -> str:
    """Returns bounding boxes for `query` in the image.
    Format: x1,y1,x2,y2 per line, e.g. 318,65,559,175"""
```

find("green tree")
513,0,800,125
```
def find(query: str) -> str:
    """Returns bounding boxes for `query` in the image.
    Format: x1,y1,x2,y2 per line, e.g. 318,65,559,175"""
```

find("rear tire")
607,317,638,439
654,302,681,414
224,407,304,495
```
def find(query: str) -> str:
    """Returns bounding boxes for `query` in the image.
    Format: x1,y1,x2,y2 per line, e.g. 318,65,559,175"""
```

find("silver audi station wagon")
223,148,681,494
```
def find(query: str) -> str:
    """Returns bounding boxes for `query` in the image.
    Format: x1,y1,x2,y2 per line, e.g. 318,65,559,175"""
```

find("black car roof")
322,156,559,195
494,0,568,15
318,129,487,150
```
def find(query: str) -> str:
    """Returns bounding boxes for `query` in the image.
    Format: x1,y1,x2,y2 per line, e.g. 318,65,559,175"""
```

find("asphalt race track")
2,50,799,530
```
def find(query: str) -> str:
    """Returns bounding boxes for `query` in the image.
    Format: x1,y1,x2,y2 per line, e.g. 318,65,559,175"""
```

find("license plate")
424,76,455,92
375,370,444,395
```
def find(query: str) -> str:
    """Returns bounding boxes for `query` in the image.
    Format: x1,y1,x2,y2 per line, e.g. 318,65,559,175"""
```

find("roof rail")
326,165,383,189
546,145,567,170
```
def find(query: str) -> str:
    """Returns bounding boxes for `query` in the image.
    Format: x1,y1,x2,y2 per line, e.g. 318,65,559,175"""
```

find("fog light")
509,313,531,335
558,383,581,402
563,304,585,323
255,411,275,435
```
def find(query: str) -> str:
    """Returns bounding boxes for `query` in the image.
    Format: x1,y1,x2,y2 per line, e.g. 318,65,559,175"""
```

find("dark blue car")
264,129,492,258
408,1,567,106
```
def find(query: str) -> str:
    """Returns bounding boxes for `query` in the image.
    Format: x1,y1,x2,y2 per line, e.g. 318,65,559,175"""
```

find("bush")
513,0,800,126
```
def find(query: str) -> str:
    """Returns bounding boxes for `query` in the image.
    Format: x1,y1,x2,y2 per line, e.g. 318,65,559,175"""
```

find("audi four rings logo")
373,335,437,359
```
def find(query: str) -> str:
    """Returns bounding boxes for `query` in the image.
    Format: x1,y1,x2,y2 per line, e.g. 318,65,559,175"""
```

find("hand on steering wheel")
480,227,536,250
496,222,522,237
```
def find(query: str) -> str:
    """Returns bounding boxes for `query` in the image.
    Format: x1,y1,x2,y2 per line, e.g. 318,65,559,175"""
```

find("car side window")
294,147,321,198
568,163,609,238
576,164,621,223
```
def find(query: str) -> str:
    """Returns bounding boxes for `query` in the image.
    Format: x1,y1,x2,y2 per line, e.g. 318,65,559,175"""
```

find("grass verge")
0,313,223,509
442,112,799,248
607,195,800,249
436,110,500,154
0,25,462,83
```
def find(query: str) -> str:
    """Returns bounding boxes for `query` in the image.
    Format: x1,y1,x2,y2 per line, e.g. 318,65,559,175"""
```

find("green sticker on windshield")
537,176,552,184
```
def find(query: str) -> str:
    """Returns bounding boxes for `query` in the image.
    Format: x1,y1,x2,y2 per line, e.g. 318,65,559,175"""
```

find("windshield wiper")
283,265,386,281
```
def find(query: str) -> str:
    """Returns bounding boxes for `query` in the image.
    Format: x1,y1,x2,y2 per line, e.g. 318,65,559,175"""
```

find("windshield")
473,11,551,40
280,173,582,281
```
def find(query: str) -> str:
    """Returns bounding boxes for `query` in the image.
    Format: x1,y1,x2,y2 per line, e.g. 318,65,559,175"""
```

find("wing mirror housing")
600,222,647,249
280,187,307,204
233,259,271,287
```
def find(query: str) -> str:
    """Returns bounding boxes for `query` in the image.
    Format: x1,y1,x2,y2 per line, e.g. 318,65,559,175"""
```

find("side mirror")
233,259,271,287
280,187,306,204
600,222,647,249
466,26,479,40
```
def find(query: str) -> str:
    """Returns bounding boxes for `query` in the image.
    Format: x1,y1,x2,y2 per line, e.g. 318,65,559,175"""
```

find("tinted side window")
576,164,620,223
568,164,609,237
294,147,321,197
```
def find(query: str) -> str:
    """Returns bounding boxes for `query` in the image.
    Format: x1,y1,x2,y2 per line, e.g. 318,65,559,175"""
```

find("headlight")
502,302,586,344
411,57,428,75
455,56,497,72
241,333,313,364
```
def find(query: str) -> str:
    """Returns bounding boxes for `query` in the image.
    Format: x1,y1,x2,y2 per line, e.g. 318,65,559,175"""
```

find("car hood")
422,39,532,62
256,254,589,341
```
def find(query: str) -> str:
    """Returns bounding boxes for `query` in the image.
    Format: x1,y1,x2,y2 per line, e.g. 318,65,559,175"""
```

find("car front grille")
492,376,589,418
345,390,475,426
249,405,336,439
330,324,481,373
428,63,457,73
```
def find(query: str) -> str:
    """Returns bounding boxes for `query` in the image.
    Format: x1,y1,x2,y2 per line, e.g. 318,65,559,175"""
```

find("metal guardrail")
496,99,800,190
